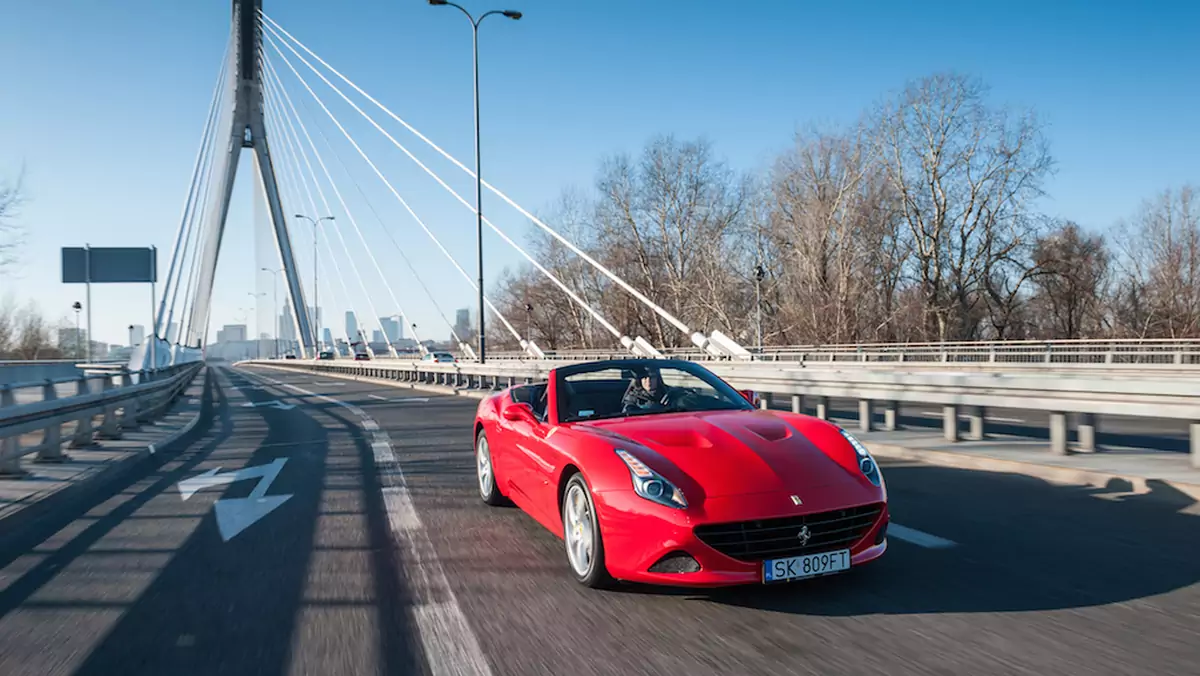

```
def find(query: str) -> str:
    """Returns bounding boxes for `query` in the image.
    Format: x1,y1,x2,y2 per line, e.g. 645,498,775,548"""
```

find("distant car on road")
422,352,456,363
318,351,336,360
354,352,371,361
471,358,888,588
284,354,297,360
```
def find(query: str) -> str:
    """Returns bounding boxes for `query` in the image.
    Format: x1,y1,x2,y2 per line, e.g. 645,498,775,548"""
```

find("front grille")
694,503,883,562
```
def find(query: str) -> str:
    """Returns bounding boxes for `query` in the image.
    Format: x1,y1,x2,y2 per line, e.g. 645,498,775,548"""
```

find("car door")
493,386,542,501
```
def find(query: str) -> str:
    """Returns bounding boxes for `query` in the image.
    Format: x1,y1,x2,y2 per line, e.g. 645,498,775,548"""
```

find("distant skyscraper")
130,324,146,346
219,324,247,343
372,329,384,343
379,316,401,342
166,322,179,342
454,308,472,342
279,305,296,342
345,311,357,342
323,328,333,346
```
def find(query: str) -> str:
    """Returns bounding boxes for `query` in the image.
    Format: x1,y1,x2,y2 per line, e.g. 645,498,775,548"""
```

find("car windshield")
556,360,753,423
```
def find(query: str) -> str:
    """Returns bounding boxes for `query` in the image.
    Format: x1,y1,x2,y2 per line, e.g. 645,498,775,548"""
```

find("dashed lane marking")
889,524,957,548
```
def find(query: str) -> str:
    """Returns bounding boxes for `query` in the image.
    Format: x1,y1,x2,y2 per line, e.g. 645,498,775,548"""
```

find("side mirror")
503,402,536,423
740,389,761,407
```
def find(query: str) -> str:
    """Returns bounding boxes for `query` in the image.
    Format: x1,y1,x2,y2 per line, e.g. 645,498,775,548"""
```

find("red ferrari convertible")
472,359,889,588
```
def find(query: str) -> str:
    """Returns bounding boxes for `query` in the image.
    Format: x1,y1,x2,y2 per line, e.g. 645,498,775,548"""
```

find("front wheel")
475,430,505,506
562,473,614,588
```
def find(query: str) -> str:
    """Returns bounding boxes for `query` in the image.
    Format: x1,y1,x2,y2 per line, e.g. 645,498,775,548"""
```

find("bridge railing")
474,338,1200,367
0,362,204,476
244,358,1200,465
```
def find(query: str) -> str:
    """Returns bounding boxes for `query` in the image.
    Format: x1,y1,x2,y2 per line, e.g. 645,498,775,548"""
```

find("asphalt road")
1,364,1198,675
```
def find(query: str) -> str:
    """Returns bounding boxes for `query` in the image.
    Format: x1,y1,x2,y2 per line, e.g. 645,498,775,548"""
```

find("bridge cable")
156,35,231,345
262,31,526,347
179,52,237,350
264,79,373,354
262,64,395,358
264,55,424,358
276,53,463,353
166,52,232,351
261,12,695,341
260,17,623,347
262,100,350,352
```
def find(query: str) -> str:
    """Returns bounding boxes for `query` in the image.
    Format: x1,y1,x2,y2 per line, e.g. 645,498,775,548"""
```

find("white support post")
815,397,829,420
859,399,873,432
1191,423,1200,469
70,376,96,448
1050,412,1068,455
943,405,959,442
791,394,803,414
883,401,898,431
36,380,66,463
1077,413,1097,452
968,406,985,441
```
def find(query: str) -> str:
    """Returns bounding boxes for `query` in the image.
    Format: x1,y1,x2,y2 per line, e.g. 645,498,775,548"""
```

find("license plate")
763,549,850,582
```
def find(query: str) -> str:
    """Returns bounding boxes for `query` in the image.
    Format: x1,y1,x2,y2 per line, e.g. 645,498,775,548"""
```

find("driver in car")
621,367,670,413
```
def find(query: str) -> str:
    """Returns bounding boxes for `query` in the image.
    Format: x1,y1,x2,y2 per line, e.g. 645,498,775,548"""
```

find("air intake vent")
648,551,701,574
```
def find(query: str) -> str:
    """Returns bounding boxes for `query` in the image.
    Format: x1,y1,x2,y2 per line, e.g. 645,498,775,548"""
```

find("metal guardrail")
478,338,1200,368
0,363,204,477
245,358,1200,465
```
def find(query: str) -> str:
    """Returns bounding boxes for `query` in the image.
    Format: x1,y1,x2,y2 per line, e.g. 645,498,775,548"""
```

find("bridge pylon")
185,0,314,358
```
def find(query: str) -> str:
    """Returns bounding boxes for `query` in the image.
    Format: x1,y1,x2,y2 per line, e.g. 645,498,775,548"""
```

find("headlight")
614,449,688,509
838,428,882,487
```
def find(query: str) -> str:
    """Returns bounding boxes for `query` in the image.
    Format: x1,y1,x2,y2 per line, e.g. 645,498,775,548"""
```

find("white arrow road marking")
889,524,957,548
241,400,296,410
214,495,292,541
177,458,293,542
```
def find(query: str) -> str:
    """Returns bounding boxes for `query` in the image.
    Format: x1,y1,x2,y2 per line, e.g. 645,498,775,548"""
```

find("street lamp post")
72,302,82,359
754,263,766,353
294,214,335,357
247,292,266,359
428,0,521,364
524,302,533,345
261,267,283,358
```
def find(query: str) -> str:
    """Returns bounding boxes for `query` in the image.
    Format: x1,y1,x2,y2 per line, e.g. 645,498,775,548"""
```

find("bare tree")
0,170,24,273
1026,221,1110,338
594,135,748,346
875,73,1053,340
766,125,905,344
1111,185,1200,338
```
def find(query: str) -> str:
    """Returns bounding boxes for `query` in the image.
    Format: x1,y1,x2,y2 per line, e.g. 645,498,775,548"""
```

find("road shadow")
647,461,1200,616
60,366,424,676
0,370,224,611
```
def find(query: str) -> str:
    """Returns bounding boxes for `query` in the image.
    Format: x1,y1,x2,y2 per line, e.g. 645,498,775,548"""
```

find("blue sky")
1,0,1196,347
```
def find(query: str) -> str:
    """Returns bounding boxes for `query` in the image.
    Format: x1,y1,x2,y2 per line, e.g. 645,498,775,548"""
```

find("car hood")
578,410,854,498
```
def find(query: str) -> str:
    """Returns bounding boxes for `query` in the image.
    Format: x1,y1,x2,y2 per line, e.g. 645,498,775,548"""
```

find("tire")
561,472,614,588
475,430,505,506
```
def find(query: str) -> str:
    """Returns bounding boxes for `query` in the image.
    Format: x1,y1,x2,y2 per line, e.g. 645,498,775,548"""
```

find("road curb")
866,442,1200,506
0,366,210,540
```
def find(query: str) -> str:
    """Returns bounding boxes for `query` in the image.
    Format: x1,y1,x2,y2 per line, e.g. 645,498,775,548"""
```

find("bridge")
1,2,1199,675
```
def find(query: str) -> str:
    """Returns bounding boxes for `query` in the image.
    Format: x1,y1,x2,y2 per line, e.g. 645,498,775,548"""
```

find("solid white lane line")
369,394,388,400
889,524,957,549
242,369,493,676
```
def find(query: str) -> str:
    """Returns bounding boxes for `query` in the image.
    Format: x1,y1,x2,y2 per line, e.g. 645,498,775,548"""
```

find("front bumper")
593,486,889,587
